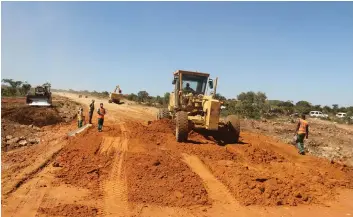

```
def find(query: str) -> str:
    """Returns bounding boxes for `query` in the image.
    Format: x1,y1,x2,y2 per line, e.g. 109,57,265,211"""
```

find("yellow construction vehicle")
108,85,123,104
157,70,240,143
26,84,52,107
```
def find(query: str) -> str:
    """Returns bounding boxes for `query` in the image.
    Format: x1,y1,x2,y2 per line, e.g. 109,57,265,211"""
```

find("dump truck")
26,84,52,106
108,85,123,104
157,70,240,143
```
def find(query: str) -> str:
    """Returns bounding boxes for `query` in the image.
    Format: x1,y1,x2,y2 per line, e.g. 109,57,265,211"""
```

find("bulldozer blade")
27,101,51,106
27,97,52,106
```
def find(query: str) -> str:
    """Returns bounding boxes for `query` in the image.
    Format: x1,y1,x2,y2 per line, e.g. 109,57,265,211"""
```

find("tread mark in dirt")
182,153,247,216
100,123,130,217
99,136,121,155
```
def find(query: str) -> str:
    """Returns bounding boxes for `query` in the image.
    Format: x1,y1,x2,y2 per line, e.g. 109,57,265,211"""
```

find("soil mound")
53,129,115,190
126,152,210,207
207,133,353,206
147,119,175,134
2,106,63,127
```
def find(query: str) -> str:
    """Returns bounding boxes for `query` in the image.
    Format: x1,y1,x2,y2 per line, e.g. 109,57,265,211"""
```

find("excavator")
108,85,123,104
26,84,52,106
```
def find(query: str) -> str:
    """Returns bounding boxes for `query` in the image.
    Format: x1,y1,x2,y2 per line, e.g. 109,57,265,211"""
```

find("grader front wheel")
225,115,240,143
176,111,189,142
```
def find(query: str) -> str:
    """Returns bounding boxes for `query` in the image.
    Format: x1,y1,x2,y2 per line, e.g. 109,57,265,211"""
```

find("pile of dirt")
126,152,210,207
53,129,114,191
147,119,175,134
237,145,287,164
206,133,353,206
2,105,63,127
38,204,98,217
1,96,80,127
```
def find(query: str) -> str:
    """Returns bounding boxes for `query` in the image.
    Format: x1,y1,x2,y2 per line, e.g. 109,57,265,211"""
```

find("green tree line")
1,79,32,97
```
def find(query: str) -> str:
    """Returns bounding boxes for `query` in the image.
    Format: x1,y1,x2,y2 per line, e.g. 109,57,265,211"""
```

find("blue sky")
2,2,353,106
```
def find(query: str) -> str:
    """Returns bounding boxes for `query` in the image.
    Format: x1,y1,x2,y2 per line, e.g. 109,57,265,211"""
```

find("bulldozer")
157,70,240,143
108,85,123,104
26,84,52,106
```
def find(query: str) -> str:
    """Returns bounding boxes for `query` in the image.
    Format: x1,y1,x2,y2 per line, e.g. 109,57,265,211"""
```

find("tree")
20,82,32,95
214,93,227,101
313,105,322,111
127,93,138,101
1,79,23,96
323,106,332,114
137,91,149,102
101,91,109,97
295,101,312,114
231,91,268,119
164,92,170,105
332,104,339,114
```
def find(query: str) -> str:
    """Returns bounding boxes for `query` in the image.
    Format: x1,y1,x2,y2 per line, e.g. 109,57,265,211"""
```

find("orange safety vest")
98,108,106,119
298,119,308,134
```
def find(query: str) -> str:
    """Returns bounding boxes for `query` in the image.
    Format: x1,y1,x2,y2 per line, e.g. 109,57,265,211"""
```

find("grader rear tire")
225,115,240,143
160,108,170,119
176,111,189,142
157,108,170,120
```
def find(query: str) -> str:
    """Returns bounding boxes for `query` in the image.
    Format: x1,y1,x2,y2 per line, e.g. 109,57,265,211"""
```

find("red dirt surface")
53,128,117,191
125,151,210,207
126,119,353,206
38,204,98,217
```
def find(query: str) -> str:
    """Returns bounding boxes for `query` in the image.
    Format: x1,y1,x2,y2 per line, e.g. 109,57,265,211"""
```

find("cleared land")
1,93,353,217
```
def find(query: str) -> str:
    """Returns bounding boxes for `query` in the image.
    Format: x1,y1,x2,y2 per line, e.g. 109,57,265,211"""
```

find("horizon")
2,2,353,107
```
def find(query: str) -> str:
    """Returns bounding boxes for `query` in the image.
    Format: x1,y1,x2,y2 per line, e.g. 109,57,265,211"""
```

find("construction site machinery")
108,85,123,104
157,70,240,143
26,84,52,106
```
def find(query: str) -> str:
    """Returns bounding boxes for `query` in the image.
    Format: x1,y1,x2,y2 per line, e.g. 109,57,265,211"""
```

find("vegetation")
1,79,32,97
2,78,352,124
52,88,110,99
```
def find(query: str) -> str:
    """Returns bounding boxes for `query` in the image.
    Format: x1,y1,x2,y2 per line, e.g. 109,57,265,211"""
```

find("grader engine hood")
203,99,221,130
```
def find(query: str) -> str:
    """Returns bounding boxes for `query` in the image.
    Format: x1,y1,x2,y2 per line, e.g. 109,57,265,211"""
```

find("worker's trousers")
77,120,83,128
98,118,104,131
296,133,306,154
88,112,93,124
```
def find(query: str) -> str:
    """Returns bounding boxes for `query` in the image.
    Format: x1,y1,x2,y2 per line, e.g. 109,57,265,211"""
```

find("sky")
1,2,353,106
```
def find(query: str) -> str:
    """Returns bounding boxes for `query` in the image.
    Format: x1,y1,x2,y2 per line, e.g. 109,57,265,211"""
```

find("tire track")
181,153,248,217
100,123,130,217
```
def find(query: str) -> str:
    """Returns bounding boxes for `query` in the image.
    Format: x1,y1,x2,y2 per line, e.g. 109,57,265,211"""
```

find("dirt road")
2,93,353,217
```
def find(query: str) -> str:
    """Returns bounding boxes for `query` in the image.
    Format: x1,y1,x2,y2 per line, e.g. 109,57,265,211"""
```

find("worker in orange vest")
97,103,106,132
294,114,309,155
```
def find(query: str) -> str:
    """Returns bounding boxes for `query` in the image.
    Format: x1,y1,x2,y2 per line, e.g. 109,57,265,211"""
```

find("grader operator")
157,70,240,143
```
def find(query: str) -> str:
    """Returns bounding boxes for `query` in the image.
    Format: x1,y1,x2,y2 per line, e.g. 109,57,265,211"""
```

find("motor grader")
157,70,240,143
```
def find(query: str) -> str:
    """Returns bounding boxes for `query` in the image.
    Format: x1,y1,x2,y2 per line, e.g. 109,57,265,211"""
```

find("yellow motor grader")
157,70,240,143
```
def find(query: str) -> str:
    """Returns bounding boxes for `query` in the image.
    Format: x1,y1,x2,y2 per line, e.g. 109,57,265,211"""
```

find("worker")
88,99,95,124
183,83,195,94
97,103,106,132
294,114,309,155
77,107,84,128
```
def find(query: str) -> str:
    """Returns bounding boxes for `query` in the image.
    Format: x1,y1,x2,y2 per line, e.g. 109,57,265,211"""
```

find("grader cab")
157,70,240,143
